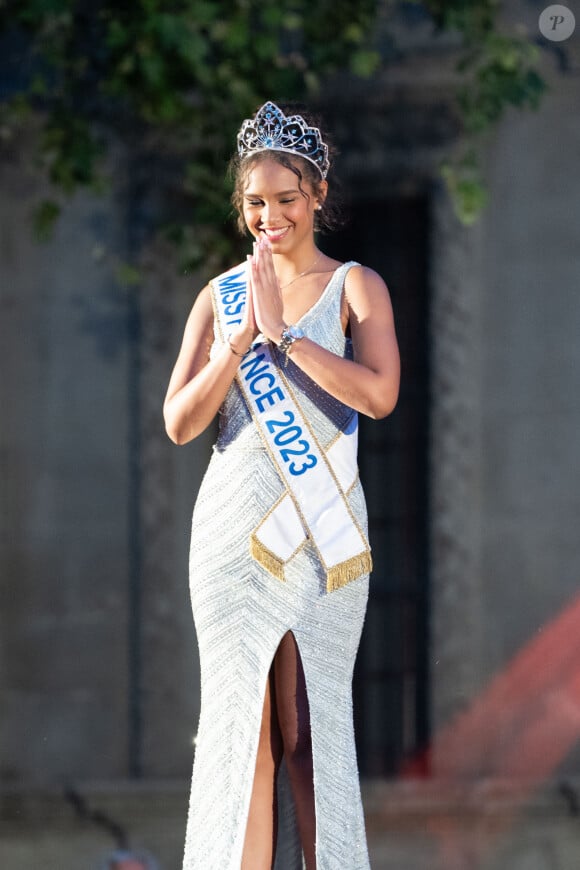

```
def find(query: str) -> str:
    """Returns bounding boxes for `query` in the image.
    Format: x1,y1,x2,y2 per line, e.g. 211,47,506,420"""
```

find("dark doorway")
323,195,431,776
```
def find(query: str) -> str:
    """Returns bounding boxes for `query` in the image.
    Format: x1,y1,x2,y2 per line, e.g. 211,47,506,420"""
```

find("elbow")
370,402,396,421
362,365,401,420
164,408,191,445
166,426,187,445
368,386,400,420
166,421,196,445
165,422,186,445
164,403,209,444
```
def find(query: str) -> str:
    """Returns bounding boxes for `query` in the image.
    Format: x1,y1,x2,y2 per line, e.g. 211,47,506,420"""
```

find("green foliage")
421,0,547,222
456,34,545,133
441,152,488,227
32,198,61,240
115,261,142,287
0,0,548,269
0,0,382,272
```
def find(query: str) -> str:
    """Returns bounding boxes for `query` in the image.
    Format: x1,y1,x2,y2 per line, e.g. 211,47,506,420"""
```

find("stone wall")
0,137,211,786
0,139,133,784
474,23,580,778
480,48,580,680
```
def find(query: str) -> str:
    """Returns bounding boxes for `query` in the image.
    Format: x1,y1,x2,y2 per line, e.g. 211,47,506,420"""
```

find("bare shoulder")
344,265,399,380
184,283,214,331
345,264,389,294
175,283,215,365
189,283,213,317
344,264,393,318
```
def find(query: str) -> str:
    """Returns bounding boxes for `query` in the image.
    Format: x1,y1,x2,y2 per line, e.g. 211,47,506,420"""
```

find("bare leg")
241,670,283,870
274,631,317,869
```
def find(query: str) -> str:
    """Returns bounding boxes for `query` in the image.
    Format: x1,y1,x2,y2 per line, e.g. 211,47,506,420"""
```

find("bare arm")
163,283,256,444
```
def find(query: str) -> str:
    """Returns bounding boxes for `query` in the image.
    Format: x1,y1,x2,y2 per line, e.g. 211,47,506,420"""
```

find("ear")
315,179,328,210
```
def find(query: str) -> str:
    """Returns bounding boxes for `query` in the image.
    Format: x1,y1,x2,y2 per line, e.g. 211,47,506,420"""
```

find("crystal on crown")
237,101,330,179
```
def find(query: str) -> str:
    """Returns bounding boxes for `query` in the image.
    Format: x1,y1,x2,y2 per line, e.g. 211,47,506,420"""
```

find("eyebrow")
244,189,300,198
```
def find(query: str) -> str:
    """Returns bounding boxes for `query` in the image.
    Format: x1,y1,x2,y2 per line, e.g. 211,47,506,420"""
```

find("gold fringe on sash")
251,534,372,592
250,534,286,581
326,551,373,593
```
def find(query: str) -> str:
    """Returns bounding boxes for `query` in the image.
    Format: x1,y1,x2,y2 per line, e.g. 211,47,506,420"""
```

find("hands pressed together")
165,233,400,445
230,238,286,354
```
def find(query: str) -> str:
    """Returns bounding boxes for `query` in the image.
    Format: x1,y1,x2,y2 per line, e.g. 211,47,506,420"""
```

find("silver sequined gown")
183,262,371,869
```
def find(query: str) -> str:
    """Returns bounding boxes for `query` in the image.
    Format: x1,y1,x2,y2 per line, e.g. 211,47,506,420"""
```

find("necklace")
279,254,321,290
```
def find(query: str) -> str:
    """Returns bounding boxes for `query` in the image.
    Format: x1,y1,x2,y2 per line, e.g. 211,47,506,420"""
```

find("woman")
164,101,400,870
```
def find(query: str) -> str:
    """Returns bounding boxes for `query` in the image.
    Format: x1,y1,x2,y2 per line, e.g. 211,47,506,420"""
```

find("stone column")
428,181,485,757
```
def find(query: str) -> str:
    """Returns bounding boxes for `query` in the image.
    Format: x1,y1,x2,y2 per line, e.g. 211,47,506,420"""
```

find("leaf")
115,262,142,287
350,49,381,77
344,23,364,44
453,177,488,225
282,12,303,30
32,199,61,241
441,163,488,225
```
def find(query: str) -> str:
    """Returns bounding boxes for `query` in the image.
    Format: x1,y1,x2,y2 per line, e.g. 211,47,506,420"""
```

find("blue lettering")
218,270,245,295
249,372,276,395
222,290,245,304
256,387,284,413
224,301,245,316
289,454,317,475
240,352,269,380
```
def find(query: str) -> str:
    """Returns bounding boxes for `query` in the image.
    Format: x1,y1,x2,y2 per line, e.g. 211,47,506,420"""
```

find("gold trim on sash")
327,551,373,593
250,534,285,581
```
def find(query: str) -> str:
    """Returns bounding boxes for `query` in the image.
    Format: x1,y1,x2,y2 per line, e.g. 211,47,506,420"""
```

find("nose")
260,201,281,225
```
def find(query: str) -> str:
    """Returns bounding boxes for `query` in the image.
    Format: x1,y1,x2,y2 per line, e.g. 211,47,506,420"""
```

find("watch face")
288,325,305,340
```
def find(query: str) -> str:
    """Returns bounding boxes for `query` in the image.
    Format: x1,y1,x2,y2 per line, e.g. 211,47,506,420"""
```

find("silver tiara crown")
237,101,330,180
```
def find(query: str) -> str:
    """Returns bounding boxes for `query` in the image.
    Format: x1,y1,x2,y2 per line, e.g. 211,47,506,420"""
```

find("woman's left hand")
248,238,286,343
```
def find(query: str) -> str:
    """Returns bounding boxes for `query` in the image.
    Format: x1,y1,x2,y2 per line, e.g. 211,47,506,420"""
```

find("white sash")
211,263,372,592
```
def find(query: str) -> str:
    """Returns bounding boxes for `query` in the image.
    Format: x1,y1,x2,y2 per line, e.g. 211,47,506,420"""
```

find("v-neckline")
290,262,346,327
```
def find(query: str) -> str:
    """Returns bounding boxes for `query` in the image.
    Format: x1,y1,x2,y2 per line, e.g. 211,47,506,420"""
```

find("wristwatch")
278,324,305,356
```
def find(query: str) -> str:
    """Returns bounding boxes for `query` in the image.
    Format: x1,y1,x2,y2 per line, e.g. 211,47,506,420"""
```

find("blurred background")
1,1,579,868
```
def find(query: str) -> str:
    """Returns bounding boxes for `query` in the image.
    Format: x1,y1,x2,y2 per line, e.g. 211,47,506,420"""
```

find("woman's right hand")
228,254,259,355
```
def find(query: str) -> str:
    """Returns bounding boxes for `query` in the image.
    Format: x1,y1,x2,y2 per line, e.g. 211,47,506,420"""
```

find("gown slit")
272,630,316,868
241,628,317,869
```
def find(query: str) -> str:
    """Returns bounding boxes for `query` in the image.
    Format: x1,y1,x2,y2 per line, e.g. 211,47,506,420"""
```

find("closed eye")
246,198,296,205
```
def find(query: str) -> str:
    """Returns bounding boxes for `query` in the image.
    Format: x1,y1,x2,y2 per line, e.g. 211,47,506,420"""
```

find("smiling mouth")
261,226,290,240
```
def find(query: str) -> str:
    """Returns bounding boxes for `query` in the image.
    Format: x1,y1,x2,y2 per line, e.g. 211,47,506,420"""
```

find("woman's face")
241,158,325,253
